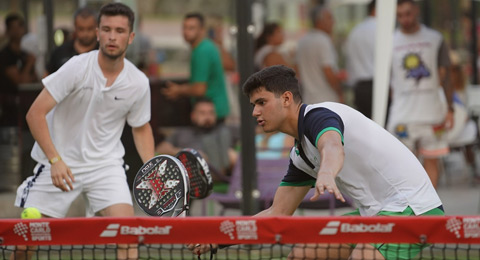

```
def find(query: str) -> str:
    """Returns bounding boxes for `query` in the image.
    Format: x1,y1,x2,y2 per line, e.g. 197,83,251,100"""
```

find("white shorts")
15,163,133,218
390,123,449,158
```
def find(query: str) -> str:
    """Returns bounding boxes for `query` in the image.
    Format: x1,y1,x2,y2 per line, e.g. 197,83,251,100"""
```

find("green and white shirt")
282,103,442,216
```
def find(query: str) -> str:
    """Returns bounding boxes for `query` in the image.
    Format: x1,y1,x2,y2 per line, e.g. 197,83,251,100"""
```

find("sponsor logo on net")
446,217,480,239
319,221,395,235
14,222,52,241
220,220,258,240
100,224,172,237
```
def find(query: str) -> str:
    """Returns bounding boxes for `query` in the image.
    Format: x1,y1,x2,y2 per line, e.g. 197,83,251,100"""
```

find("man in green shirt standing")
162,12,230,122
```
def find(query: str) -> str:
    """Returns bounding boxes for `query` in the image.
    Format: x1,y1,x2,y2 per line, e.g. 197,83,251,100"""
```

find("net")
1,216,479,259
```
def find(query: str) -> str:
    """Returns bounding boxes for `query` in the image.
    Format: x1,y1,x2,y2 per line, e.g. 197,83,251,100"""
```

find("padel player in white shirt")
15,3,154,221
191,65,444,260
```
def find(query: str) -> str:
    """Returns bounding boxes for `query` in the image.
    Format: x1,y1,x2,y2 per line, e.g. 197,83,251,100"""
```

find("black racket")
133,155,190,217
175,148,213,199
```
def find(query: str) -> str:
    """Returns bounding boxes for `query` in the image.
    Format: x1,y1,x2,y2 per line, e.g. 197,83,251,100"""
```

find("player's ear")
281,91,293,107
96,28,99,42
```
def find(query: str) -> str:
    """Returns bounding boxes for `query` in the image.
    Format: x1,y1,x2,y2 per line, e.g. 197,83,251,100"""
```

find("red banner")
0,216,479,246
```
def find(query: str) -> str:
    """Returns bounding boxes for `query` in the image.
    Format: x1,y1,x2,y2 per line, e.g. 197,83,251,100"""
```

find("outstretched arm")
256,185,311,216
310,130,345,202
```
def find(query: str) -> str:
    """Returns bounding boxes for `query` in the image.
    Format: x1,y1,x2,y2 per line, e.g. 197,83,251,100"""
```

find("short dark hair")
397,0,416,6
5,13,24,31
193,97,214,109
98,2,135,32
74,6,97,23
367,0,376,14
243,65,302,103
184,12,205,27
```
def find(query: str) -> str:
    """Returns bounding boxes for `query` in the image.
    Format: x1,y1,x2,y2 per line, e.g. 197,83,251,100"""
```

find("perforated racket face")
133,155,190,217
176,148,213,199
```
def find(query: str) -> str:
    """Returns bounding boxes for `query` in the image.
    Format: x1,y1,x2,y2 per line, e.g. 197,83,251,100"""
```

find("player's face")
191,102,217,129
97,15,134,60
75,16,97,47
183,18,203,45
397,2,418,31
250,88,285,133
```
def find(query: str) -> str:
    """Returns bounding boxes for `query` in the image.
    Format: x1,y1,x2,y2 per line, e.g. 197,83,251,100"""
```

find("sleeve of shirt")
127,78,151,127
437,39,451,69
190,45,211,83
280,159,316,186
303,108,345,147
41,55,81,103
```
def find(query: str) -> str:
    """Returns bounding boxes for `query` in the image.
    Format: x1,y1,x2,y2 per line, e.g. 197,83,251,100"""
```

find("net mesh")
1,216,479,260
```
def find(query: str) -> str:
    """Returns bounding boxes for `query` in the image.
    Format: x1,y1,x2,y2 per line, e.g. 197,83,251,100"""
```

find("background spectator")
0,13,37,127
344,0,376,118
387,0,453,189
296,5,343,104
162,12,230,123
254,22,291,71
46,7,98,74
155,98,238,182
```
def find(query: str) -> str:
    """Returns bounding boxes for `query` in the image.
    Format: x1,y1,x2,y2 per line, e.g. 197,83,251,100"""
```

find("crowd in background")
1,0,480,193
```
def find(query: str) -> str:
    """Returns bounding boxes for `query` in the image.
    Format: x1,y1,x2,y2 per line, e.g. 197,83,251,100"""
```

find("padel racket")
175,148,213,199
133,155,190,217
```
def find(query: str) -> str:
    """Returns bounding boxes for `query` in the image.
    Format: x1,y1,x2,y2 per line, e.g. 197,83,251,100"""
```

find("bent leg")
86,165,136,259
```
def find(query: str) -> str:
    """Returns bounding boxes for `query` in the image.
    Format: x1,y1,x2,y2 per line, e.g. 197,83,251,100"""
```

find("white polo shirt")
282,103,442,216
31,50,151,172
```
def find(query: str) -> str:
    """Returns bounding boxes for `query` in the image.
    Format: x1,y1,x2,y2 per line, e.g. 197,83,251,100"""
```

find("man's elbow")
25,108,37,126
